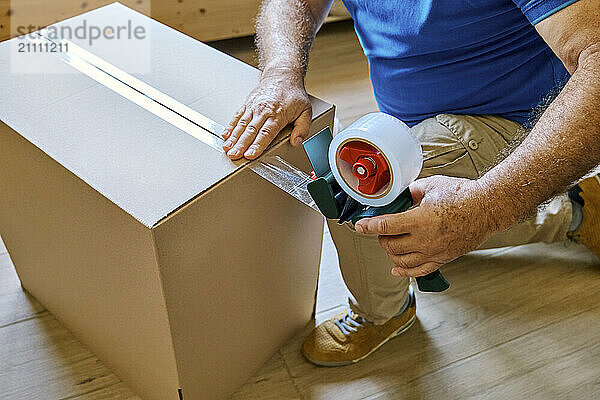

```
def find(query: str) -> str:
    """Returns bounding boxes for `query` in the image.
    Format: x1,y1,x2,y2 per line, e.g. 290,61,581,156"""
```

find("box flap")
0,3,333,227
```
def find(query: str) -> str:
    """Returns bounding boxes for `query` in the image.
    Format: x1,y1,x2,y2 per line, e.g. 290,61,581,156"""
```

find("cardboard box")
0,4,334,399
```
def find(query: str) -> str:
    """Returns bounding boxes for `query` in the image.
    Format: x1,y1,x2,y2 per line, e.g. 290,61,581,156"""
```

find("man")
223,0,600,366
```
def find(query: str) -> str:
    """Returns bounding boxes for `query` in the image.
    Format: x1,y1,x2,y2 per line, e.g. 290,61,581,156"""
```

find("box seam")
148,227,184,398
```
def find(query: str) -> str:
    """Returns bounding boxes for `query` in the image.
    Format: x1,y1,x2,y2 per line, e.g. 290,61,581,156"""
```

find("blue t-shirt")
341,0,578,126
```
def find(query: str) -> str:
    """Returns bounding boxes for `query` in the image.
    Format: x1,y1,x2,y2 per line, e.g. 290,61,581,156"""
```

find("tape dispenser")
303,112,450,293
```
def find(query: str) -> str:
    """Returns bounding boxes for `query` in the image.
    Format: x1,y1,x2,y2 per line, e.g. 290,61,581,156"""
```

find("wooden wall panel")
0,0,350,43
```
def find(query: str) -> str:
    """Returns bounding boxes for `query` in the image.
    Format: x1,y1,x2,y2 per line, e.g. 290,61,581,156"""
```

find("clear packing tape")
249,155,318,212
25,32,321,213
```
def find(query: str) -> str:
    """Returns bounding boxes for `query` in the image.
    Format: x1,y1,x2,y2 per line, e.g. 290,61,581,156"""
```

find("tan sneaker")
301,286,416,366
568,175,600,257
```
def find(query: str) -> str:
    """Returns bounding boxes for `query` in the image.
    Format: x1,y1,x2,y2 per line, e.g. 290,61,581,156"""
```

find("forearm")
256,0,330,79
479,46,600,232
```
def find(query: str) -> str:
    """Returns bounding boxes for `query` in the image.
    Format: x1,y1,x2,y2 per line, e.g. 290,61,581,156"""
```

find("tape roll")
328,112,423,207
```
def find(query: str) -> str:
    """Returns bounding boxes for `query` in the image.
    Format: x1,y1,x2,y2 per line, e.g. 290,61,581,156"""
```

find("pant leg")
327,113,572,324
327,219,410,325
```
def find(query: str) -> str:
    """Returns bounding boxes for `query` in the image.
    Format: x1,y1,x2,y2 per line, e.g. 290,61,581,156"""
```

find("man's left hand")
354,175,497,277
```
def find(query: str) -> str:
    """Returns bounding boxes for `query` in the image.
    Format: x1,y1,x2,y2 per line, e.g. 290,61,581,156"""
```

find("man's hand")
222,70,312,160
354,176,496,277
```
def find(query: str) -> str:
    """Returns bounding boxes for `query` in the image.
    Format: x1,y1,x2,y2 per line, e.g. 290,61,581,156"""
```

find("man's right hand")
222,69,313,160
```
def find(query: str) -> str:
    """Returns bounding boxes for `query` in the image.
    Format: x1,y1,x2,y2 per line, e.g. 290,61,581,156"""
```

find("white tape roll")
328,112,423,207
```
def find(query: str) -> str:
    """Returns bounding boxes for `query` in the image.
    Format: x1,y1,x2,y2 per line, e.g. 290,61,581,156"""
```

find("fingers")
223,106,245,140
223,108,252,153
378,234,416,255
391,262,440,278
234,106,311,160
226,112,271,160
388,252,428,270
387,251,439,278
244,118,285,159
355,210,417,235
290,109,312,147
386,249,442,277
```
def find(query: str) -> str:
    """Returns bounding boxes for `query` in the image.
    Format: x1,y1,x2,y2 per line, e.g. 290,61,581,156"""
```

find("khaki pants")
328,114,573,325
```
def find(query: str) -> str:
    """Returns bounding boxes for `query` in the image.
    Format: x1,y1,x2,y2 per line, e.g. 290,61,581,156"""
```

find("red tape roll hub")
339,141,390,195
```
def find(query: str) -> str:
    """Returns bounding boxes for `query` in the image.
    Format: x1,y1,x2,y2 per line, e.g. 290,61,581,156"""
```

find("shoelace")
333,287,414,336
334,311,365,335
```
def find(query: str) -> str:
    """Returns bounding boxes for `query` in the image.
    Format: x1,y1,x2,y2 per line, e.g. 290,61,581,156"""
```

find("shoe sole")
301,312,417,367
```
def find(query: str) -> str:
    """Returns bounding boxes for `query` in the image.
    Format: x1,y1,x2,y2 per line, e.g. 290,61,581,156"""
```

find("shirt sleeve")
512,0,582,25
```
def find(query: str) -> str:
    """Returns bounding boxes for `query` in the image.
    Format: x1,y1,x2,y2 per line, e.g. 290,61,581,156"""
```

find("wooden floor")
2,21,600,400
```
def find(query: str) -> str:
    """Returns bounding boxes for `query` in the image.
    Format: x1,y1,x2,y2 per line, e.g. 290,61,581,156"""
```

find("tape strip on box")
27,31,225,152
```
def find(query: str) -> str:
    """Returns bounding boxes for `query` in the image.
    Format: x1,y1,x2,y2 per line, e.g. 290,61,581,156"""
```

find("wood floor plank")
0,313,122,399
62,383,141,400
281,243,600,399
1,251,22,295
0,253,46,326
231,351,301,400
365,306,600,400
0,235,7,254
